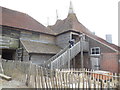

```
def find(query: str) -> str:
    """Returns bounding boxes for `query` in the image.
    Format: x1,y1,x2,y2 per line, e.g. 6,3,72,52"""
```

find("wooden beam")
0,73,12,81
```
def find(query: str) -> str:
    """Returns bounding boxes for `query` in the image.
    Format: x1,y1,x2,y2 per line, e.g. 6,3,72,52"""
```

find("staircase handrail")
50,41,81,69
43,44,70,66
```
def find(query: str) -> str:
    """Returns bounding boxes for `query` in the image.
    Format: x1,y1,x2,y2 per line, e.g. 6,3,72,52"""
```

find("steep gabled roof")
48,14,90,34
48,13,120,52
0,6,54,35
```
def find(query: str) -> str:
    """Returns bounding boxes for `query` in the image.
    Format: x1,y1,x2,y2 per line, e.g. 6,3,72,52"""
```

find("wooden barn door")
90,57,100,70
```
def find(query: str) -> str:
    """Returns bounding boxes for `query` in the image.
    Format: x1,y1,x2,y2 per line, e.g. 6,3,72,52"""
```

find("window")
91,47,100,55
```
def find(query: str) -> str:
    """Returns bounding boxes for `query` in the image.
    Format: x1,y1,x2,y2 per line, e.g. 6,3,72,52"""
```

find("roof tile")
21,40,61,54
0,6,54,35
48,13,120,51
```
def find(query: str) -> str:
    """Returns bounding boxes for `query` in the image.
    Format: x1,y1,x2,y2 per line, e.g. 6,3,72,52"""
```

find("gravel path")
0,78,28,89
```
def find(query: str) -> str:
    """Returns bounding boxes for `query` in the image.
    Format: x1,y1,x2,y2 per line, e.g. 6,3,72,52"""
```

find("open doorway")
71,34,80,43
2,49,16,60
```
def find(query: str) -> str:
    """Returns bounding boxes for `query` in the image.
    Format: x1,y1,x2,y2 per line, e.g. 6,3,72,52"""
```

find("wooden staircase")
43,41,89,69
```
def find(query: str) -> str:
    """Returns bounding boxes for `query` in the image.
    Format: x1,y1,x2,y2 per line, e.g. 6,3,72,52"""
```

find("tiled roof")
48,14,93,35
0,6,119,51
48,13,120,52
0,6,54,35
21,40,61,54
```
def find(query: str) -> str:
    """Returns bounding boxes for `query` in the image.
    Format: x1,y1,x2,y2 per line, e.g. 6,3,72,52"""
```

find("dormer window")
91,47,100,55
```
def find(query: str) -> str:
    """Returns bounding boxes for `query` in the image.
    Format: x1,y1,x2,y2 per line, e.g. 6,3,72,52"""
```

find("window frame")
90,47,100,56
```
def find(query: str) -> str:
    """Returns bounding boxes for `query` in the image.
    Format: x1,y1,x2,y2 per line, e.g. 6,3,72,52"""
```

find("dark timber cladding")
0,6,56,61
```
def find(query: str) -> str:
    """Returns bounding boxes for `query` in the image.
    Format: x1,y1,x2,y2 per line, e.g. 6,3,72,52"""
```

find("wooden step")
0,73,12,81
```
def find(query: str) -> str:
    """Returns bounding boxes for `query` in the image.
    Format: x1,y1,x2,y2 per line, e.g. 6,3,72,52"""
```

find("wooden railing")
44,41,89,69
43,45,70,67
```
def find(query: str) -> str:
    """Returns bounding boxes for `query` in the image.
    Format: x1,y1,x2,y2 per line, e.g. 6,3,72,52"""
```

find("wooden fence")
2,60,120,89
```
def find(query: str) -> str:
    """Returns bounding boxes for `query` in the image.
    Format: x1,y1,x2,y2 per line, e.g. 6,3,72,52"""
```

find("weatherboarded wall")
71,52,90,69
56,32,71,49
86,36,116,53
40,34,55,44
30,54,53,65
22,49,29,61
20,46,54,64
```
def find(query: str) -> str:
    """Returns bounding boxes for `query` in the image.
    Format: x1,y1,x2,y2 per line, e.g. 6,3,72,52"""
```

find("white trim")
90,47,100,55
90,54,100,56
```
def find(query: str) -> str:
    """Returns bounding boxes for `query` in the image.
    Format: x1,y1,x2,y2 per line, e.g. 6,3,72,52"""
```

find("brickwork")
100,53,119,73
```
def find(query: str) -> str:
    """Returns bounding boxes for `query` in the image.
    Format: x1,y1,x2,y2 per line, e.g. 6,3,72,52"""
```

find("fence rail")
1,60,120,89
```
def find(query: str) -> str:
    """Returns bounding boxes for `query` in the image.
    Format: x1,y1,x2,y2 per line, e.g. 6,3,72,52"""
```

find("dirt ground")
0,78,28,89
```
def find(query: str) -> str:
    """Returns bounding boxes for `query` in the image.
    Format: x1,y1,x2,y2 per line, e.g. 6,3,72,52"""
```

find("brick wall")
100,53,119,73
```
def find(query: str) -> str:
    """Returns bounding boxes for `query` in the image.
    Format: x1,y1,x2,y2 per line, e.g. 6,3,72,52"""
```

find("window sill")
90,54,100,56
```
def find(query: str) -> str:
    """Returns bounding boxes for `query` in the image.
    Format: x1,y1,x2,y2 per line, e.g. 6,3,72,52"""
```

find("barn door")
90,57,100,70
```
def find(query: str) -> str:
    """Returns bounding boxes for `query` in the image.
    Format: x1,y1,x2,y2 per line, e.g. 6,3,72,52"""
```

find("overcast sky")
0,0,119,45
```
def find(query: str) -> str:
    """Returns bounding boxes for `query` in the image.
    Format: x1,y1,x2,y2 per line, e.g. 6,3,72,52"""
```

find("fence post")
38,66,41,88
25,62,31,87
2,60,120,89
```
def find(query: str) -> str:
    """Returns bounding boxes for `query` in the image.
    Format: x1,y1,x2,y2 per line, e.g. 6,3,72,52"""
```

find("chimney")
106,34,112,43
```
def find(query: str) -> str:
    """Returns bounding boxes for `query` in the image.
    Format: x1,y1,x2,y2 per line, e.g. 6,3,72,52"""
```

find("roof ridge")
1,6,55,35
0,6,27,15
48,13,120,51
